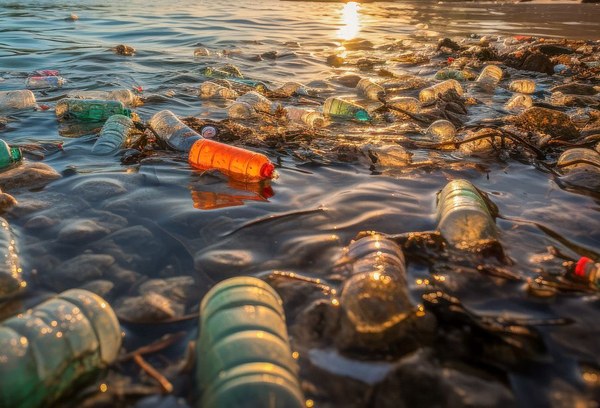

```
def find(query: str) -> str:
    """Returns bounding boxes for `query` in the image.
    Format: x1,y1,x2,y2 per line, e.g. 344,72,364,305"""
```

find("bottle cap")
10,147,22,163
575,257,593,278
355,109,371,122
201,125,218,139
260,162,275,179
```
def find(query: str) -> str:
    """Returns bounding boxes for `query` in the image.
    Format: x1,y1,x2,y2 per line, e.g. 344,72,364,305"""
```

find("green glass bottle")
55,99,131,122
0,139,23,169
323,97,371,121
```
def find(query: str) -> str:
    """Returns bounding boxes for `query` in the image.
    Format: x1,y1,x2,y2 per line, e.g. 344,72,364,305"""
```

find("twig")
133,354,173,394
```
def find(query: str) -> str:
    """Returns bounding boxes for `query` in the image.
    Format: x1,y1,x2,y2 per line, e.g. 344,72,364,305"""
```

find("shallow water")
1,0,600,406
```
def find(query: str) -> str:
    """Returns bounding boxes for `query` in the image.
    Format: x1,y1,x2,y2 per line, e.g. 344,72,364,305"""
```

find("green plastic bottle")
92,114,135,155
0,289,121,408
0,139,23,169
196,277,304,408
0,217,23,300
323,97,371,121
55,99,131,122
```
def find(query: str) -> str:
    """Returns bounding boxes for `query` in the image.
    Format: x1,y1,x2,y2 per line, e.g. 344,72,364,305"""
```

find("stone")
514,107,580,140
0,163,61,191
116,292,185,322
70,177,128,202
115,44,135,56
551,83,598,96
138,276,198,304
24,215,57,230
81,279,115,297
504,50,554,75
326,55,344,68
57,219,111,243
50,254,116,290
537,44,574,56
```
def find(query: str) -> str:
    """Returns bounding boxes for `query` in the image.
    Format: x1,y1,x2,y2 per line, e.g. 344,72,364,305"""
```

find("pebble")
0,163,61,191
81,279,115,297
138,276,198,304
326,54,344,68
70,177,128,202
551,83,598,96
115,44,135,56
0,191,17,212
193,47,210,57
116,292,185,322
51,253,116,290
24,215,58,230
514,107,580,140
57,219,111,244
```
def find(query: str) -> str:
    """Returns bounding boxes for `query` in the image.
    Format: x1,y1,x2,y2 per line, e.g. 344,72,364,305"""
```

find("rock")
70,177,128,203
260,51,278,59
537,44,574,56
193,47,210,57
116,292,185,322
514,107,580,140
0,192,17,212
343,39,374,51
24,215,57,230
551,83,598,95
57,219,111,244
0,163,61,191
115,44,135,56
332,74,363,88
437,37,460,51
50,253,116,290
504,50,554,75
81,280,115,297
326,54,344,68
138,276,198,304
194,248,254,277
65,13,78,21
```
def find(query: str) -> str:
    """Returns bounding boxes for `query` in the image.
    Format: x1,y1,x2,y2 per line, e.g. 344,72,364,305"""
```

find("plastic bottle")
92,115,135,155
323,97,371,121
505,94,533,110
55,99,131,122
148,110,202,152
26,76,66,89
356,78,385,101
508,79,535,94
196,277,304,408
0,217,23,300
437,179,497,249
66,90,141,107
425,119,456,143
199,82,239,100
419,79,464,103
189,139,275,182
434,69,468,81
32,70,59,77
228,78,268,93
285,106,326,128
0,90,37,110
276,82,309,97
557,148,600,174
0,289,121,408
572,257,600,288
387,96,420,113
0,139,23,169
227,102,254,119
202,66,243,79
236,92,279,114
475,65,503,92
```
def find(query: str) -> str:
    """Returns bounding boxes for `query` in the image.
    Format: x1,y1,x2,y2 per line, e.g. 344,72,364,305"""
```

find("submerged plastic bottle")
275,82,309,97
66,89,141,107
434,69,470,81
26,76,66,89
425,119,456,143
0,90,37,110
0,217,23,300
419,79,464,103
356,78,385,101
196,277,304,408
508,79,535,94
285,106,326,128
202,66,244,79
437,179,497,249
323,97,370,121
55,99,131,122
572,257,600,288
0,289,121,408
148,110,202,151
92,115,135,155
387,96,420,113
0,139,23,169
557,148,600,174
227,92,280,119
475,65,503,92
505,94,533,110
199,82,239,100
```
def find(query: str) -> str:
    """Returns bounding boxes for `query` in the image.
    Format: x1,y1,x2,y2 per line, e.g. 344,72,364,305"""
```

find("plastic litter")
356,78,385,101
475,65,503,92
0,90,37,110
323,97,370,121
92,114,135,155
26,76,66,90
55,99,132,122
419,79,463,102
0,139,23,169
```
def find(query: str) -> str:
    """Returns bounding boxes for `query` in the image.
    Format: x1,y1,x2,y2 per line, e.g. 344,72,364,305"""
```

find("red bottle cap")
575,257,592,277
259,162,275,179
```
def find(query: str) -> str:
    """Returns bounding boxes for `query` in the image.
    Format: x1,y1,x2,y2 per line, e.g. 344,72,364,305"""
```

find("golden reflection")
338,2,360,41
189,180,274,211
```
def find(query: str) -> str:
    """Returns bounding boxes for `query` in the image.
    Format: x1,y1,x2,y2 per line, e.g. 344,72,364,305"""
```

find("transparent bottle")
237,92,279,114
228,78,269,93
557,148,600,174
227,102,254,119
419,79,464,103
0,289,121,408
323,97,371,121
387,96,420,113
66,90,141,107
92,114,135,155
437,179,498,249
0,217,23,300
197,277,304,408
55,99,131,122
508,79,535,94
276,82,309,97
572,257,600,288
505,94,533,110
148,110,202,152
0,90,37,110
425,119,456,143
26,76,66,89
434,69,468,81
475,65,503,92
199,82,239,100
189,139,275,182
285,106,326,128
202,66,243,79
356,78,385,101
0,139,23,169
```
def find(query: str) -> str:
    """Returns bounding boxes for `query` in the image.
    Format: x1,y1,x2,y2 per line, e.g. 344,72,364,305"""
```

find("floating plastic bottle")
199,82,239,100
196,277,304,408
189,139,275,182
425,119,456,143
387,96,420,113
419,79,464,103
285,106,326,128
475,65,503,92
202,66,243,79
572,257,600,288
0,139,23,169
0,90,37,110
200,125,218,139
505,94,533,110
32,70,59,77
92,115,135,155
276,82,309,97
434,69,468,81
0,289,121,408
0,217,23,300
508,79,535,94
228,78,269,93
228,92,279,118
557,148,600,174
437,179,497,249
323,97,370,121
148,110,202,152
227,102,254,119
66,89,141,107
55,99,131,122
26,76,66,89
356,78,385,101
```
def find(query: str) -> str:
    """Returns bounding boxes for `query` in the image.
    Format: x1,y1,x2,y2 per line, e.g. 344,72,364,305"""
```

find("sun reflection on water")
338,2,360,41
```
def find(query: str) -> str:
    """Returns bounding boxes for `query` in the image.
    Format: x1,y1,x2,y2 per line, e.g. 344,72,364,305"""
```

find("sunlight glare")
338,2,360,41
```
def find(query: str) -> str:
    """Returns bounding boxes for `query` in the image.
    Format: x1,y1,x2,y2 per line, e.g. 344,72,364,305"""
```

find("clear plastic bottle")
437,179,497,249
418,79,464,103
227,102,254,119
0,217,23,300
55,99,131,122
148,110,202,152
572,257,600,288
276,82,309,97
202,66,243,79
475,65,503,92
356,78,385,101
323,97,371,121
26,76,66,89
237,92,279,114
0,90,37,110
425,119,456,143
434,69,469,81
0,289,121,408
557,148,600,174
66,89,141,107
197,277,304,408
505,94,533,110
285,106,326,128
92,114,135,155
387,96,420,113
0,139,23,169
508,79,535,94
199,82,239,100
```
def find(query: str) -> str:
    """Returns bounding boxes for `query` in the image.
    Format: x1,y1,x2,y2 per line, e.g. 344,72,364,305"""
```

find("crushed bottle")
0,217,23,300
26,76,66,89
356,78,385,101
91,114,135,155
437,179,498,249
508,79,535,94
557,148,600,175
323,97,371,121
275,82,309,97
434,68,472,81
475,65,503,92
235,91,279,114
387,96,420,113
196,277,304,408
505,94,533,110
572,257,600,288
419,79,463,103
285,106,326,128
0,90,37,110
148,110,202,151
0,139,23,169
199,81,239,100
55,99,132,122
0,289,121,408
66,89,141,107
425,119,456,144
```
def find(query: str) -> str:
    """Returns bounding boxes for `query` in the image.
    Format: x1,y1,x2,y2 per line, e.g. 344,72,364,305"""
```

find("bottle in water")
228,78,268,93
55,99,131,122
227,102,254,119
285,106,326,128
436,179,497,249
276,82,309,97
196,277,304,408
0,289,121,408
323,97,371,121
425,119,456,143
148,110,202,152
92,114,135,155
236,92,279,114
475,65,503,92
202,66,243,79
0,139,23,169
200,125,218,139
26,76,66,89
0,90,37,110
199,82,239,100
557,148,600,175
66,89,141,107
434,69,469,81
572,257,600,288
419,79,464,103
0,217,23,300
387,96,420,113
508,79,535,94
356,78,385,101
505,94,533,111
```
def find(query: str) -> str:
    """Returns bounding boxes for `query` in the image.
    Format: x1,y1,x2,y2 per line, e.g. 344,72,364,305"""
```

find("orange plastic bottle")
188,139,275,183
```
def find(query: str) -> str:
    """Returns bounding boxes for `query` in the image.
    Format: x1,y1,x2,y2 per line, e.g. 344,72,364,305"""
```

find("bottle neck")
10,147,22,163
